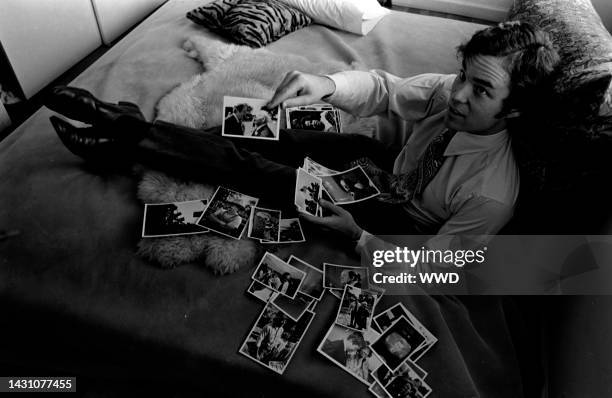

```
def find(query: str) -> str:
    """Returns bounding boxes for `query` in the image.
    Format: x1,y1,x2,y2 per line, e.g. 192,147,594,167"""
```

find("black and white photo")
317,323,383,385
142,199,208,238
248,206,281,242
196,186,258,239
287,255,324,300
222,96,280,140
373,302,437,360
261,218,305,244
335,285,378,331
302,157,339,177
252,252,306,298
321,166,380,204
239,302,314,374
370,316,426,372
246,281,274,302
286,105,341,133
372,361,432,398
294,168,322,216
323,263,370,290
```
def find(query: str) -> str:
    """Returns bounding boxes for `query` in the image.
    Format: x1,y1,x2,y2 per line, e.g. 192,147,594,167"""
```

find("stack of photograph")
318,264,438,398
240,252,324,374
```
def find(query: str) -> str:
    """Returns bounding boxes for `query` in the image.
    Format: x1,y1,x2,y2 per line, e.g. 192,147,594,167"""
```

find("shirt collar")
444,128,509,156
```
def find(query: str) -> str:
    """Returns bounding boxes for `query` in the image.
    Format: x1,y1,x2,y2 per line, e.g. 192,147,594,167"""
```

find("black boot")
45,86,145,127
50,116,122,162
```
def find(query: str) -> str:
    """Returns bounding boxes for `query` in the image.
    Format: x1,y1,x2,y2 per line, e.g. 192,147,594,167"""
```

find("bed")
1,1,611,396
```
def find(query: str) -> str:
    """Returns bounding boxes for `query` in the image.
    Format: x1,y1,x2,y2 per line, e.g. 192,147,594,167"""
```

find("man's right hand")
267,71,336,109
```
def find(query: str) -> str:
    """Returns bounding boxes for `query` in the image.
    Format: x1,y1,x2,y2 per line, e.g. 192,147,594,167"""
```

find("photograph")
142,199,209,238
370,316,427,372
271,291,313,321
286,105,341,133
317,323,383,386
323,263,370,290
335,285,379,331
373,303,437,359
196,186,258,239
246,281,274,302
248,206,281,242
369,381,392,398
287,255,324,300
302,157,339,177
239,302,314,375
252,252,306,299
221,96,280,140
295,168,322,216
261,218,305,244
372,361,432,398
320,166,380,204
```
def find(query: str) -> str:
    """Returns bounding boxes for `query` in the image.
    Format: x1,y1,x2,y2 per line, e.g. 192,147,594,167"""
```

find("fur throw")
137,36,374,273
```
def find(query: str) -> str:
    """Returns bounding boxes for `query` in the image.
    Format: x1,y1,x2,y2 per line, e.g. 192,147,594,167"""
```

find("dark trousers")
130,120,415,233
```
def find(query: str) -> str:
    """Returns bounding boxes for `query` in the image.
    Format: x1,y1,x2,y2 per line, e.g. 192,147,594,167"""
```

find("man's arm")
267,70,454,122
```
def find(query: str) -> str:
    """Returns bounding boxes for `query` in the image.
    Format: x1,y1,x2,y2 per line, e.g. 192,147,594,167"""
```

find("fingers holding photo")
267,71,336,109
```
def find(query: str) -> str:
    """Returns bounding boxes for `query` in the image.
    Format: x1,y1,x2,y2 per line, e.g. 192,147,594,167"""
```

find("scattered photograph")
295,168,322,216
373,302,437,360
239,302,314,375
252,252,306,299
247,281,274,302
261,218,305,244
369,381,392,398
222,96,280,140
196,186,258,239
370,316,426,372
248,206,281,242
335,285,378,331
303,157,339,177
287,255,324,300
323,263,370,290
271,291,314,321
142,199,209,238
328,288,342,299
321,166,380,204
286,105,341,133
372,361,432,398
317,323,382,385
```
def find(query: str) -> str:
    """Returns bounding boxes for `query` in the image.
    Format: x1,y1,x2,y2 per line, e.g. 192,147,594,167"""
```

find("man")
45,22,559,263
224,103,251,136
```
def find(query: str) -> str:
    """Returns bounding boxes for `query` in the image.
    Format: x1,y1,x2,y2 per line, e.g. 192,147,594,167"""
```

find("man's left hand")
299,200,363,241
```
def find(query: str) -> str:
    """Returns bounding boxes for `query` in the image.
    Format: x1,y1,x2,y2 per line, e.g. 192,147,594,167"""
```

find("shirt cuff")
354,229,372,253
323,72,355,104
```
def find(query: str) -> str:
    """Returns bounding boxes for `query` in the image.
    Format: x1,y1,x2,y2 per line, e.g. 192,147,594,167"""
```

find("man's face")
446,55,512,135
384,332,411,359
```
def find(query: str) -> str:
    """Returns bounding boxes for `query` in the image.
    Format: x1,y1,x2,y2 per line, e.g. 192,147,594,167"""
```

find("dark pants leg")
130,120,399,207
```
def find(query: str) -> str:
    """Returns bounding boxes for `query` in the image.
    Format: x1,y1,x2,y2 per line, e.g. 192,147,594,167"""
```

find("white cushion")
278,0,390,35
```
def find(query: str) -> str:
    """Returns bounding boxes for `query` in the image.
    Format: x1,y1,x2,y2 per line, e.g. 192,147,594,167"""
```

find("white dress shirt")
325,71,519,257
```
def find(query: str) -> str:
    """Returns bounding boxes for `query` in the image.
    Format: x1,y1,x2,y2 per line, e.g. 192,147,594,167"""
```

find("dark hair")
457,21,560,116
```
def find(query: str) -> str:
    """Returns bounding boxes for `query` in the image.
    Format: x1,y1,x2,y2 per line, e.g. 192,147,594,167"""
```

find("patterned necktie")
351,128,457,204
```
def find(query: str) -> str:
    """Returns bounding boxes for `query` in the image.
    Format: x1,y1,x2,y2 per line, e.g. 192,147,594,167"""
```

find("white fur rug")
137,36,374,273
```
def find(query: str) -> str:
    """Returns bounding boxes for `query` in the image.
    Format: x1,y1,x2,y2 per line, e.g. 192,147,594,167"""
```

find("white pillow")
278,0,390,35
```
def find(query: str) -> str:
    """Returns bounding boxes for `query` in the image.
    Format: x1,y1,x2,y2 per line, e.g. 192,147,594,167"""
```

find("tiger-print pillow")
187,0,312,48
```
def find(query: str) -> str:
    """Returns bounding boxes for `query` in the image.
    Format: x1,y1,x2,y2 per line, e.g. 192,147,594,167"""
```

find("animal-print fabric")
187,0,312,48
509,0,612,128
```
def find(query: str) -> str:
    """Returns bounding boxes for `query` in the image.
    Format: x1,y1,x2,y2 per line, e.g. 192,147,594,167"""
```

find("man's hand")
267,71,336,109
299,200,363,241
